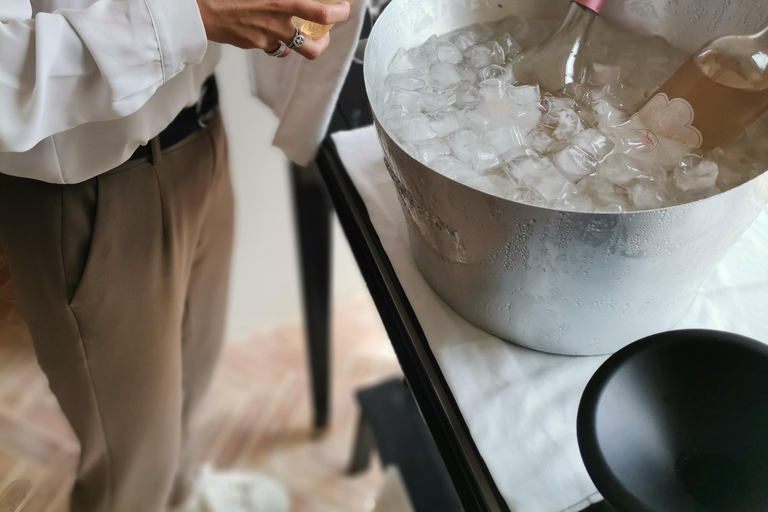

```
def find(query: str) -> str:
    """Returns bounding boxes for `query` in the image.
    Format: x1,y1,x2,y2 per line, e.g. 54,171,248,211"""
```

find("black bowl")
577,330,768,512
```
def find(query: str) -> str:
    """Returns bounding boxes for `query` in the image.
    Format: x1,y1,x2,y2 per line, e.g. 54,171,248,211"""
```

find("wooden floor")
0,297,401,512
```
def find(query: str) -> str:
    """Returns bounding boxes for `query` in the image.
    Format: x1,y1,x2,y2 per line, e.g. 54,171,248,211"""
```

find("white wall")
216,45,368,342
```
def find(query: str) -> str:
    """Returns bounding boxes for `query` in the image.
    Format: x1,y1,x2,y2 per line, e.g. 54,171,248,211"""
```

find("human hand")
196,0,351,59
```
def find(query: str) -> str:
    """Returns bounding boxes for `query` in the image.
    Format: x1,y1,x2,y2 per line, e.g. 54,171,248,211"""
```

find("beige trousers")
0,111,235,512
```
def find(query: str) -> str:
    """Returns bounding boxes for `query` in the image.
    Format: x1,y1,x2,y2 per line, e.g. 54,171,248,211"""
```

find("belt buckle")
195,80,217,129
195,98,213,129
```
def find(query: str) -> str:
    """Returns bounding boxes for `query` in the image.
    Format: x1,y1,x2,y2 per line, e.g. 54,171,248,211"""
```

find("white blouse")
0,0,219,184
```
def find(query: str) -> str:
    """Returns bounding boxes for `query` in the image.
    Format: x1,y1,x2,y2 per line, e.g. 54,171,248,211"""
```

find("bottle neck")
572,0,606,14
556,2,599,36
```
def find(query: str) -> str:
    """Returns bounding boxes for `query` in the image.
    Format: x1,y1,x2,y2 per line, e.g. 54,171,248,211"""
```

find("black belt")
129,75,219,162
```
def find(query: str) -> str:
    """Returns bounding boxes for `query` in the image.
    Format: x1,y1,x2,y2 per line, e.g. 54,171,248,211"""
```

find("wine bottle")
293,0,356,41
512,0,607,93
631,24,768,151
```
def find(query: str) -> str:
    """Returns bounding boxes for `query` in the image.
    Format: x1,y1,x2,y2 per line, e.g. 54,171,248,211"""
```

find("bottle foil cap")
573,0,606,13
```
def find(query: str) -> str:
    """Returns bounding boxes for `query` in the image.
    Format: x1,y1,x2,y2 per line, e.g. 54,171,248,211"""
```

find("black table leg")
291,161,333,430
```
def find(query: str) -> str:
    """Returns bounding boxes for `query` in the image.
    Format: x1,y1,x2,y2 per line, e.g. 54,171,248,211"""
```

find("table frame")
315,136,511,512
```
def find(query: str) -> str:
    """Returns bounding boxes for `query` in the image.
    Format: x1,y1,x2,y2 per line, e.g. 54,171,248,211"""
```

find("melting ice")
376,15,768,212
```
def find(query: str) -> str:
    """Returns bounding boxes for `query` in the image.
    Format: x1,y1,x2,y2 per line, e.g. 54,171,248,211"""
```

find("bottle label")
630,93,703,150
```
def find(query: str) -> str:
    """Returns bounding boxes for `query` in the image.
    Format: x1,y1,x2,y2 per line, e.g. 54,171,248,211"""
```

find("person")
0,1,352,511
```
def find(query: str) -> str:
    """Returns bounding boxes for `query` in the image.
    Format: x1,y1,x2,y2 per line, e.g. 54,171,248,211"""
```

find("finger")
279,46,292,58
292,31,331,60
288,0,350,26
268,18,301,44
263,40,289,57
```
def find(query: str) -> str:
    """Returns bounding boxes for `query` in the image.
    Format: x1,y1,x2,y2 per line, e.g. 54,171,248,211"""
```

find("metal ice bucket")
364,0,768,355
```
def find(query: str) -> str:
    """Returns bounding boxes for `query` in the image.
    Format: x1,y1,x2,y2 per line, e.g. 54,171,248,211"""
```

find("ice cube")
710,148,748,192
545,108,583,140
448,130,480,165
451,31,476,52
407,36,439,67
409,141,451,164
388,89,424,110
454,83,481,107
430,155,462,173
571,129,615,162
554,188,597,212
592,83,645,111
553,145,597,180
590,85,620,106
491,42,506,64
378,105,410,132
467,45,493,69
604,123,659,156
430,156,475,180
589,63,621,86
481,65,511,81
675,186,721,205
429,110,462,138
509,85,541,105
374,82,393,107
582,178,627,209
482,125,526,154
386,73,427,91
479,79,511,101
501,145,532,162
456,65,479,82
430,63,462,87
673,154,719,191
462,108,491,131
467,23,495,44
522,165,573,202
594,204,625,213
462,174,520,199
599,154,662,187
398,115,438,143
502,154,546,182
509,187,547,207
380,105,409,119
591,100,628,129
527,131,554,154
496,33,523,59
470,142,501,173
509,104,543,132
436,41,464,64
626,177,669,210
450,23,493,51
543,95,577,112
421,87,458,111
503,62,517,84
562,83,590,103
389,48,416,74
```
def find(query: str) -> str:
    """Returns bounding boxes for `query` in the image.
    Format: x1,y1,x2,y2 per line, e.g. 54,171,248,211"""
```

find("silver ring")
287,28,305,49
266,42,287,57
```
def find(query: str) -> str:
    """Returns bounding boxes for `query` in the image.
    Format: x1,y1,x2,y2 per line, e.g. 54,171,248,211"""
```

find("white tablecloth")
332,126,768,512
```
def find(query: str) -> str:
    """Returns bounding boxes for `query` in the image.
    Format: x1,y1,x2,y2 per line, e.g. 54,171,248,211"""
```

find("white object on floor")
332,125,768,512
174,466,290,512
372,467,416,512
